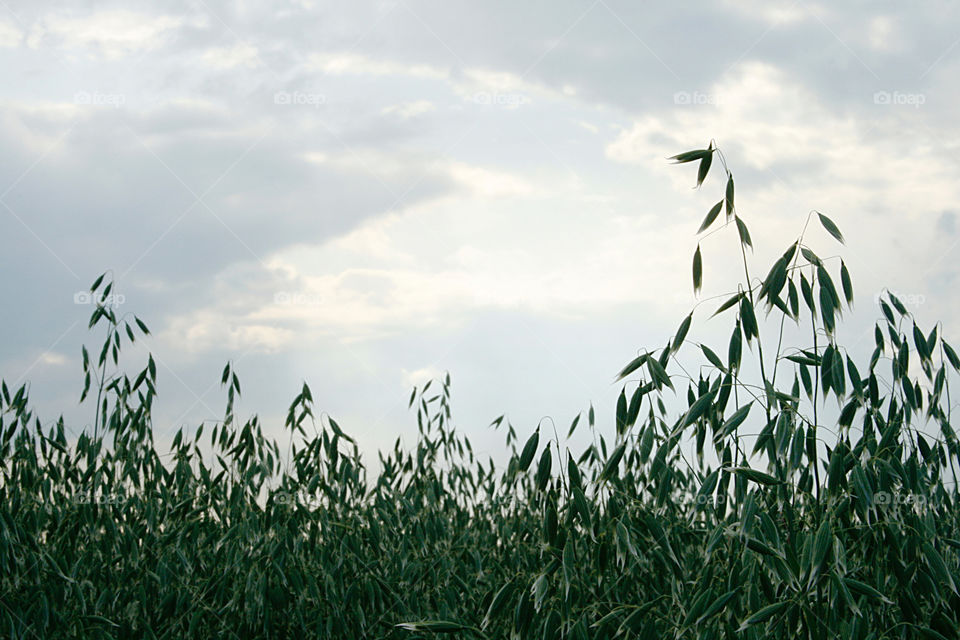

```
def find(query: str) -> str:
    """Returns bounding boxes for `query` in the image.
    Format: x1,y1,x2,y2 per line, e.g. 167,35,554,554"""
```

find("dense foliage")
2,145,959,639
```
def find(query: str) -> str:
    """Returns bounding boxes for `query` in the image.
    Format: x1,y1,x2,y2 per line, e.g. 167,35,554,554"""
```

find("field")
2,145,958,639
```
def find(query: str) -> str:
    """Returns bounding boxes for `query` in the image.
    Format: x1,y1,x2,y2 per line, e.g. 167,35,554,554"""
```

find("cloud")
201,43,261,70
446,162,539,197
401,366,443,389
605,60,960,219
3,0,960,454
0,20,23,48
39,352,69,366
309,52,446,78
381,100,436,119
27,10,189,59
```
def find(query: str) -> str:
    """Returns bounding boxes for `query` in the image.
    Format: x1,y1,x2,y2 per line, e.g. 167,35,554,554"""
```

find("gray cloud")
2,0,959,461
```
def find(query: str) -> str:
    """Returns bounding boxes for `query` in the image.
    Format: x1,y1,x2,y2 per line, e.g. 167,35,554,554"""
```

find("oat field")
2,145,958,639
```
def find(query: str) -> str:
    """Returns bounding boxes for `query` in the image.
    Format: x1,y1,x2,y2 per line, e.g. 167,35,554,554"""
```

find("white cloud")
446,162,539,198
39,352,69,366
163,310,295,355
309,52,446,78
302,150,538,199
606,61,960,218
867,16,901,52
27,10,187,59
201,43,261,70
0,20,23,48
452,67,562,108
381,100,436,119
307,52,558,110
577,121,599,134
401,366,443,389
720,0,824,25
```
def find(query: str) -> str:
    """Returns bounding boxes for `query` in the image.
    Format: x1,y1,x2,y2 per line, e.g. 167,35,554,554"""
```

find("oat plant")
1,143,958,639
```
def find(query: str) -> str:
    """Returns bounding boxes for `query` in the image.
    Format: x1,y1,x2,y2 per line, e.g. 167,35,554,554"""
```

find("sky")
1,1,959,465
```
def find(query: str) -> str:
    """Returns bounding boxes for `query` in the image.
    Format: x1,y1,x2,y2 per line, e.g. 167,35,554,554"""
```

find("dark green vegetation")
2,145,960,639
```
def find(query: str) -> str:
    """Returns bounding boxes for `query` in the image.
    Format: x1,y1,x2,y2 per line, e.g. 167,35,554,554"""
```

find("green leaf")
672,313,693,354
945,341,960,371
735,215,752,249
647,356,674,391
396,620,470,633
639,424,655,463
693,245,703,294
482,581,514,630
567,454,582,490
812,518,832,574
738,601,790,631
701,344,726,371
668,149,710,164
718,402,752,440
616,521,638,560
728,322,742,372
682,391,716,428
820,285,835,334
562,538,575,596
696,587,740,626
922,541,958,594
518,428,540,472
696,150,713,188
616,388,627,436
801,247,822,267
731,466,781,485
572,485,592,529
842,578,893,604
699,201,723,233
535,445,552,491
740,298,759,342
817,212,845,244
911,625,951,640
600,442,627,483
617,352,650,381
725,173,735,217
840,261,853,306
712,292,745,318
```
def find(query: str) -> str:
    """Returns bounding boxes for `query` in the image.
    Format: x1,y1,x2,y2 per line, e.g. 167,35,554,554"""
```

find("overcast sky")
2,1,959,462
